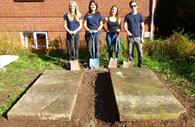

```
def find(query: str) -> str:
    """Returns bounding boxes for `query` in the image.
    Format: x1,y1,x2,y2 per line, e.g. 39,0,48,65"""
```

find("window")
20,32,48,49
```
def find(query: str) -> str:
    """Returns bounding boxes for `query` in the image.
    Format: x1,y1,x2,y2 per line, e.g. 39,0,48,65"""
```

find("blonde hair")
67,1,81,22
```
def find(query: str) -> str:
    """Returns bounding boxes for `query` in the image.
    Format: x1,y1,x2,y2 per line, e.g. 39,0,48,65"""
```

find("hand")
127,31,133,37
141,38,144,43
92,30,98,33
117,29,120,33
69,31,74,35
89,30,93,33
72,30,77,35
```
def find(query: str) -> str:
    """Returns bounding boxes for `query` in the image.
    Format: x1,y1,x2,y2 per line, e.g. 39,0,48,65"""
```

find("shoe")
138,64,143,68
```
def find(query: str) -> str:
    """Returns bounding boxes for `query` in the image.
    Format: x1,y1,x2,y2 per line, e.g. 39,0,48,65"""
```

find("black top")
107,18,119,33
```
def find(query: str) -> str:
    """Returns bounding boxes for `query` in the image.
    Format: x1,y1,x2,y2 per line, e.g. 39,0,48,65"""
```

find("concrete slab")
110,68,186,121
8,70,83,121
0,55,19,68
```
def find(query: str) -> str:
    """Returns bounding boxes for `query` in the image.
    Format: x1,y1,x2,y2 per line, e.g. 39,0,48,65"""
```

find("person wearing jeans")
104,5,121,60
124,0,144,68
64,1,82,60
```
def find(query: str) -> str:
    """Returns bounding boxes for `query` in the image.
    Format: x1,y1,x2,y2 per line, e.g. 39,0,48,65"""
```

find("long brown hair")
88,0,99,14
109,5,119,20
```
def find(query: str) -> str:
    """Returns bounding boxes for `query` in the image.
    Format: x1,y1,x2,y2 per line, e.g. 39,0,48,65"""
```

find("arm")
97,20,103,32
117,19,121,33
124,21,132,36
141,21,144,43
64,20,72,34
84,20,92,33
102,17,108,32
95,14,104,33
73,19,82,34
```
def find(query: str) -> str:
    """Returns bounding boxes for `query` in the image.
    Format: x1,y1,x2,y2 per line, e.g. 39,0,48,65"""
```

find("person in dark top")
64,1,82,60
104,5,121,60
84,0,103,61
124,0,144,68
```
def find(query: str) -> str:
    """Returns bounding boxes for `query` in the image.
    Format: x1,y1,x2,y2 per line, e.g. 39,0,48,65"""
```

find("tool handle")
90,33,96,59
71,34,76,60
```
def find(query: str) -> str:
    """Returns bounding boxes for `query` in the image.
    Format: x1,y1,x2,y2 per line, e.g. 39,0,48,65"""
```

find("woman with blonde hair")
64,1,82,60
104,5,121,60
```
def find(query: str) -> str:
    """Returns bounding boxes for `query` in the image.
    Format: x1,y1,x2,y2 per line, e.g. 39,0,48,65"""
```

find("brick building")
0,0,156,49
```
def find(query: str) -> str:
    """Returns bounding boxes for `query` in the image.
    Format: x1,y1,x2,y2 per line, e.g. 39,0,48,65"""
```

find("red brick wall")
0,0,152,45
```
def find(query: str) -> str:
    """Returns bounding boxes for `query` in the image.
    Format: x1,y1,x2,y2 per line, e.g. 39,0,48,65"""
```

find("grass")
0,54,63,116
0,31,194,117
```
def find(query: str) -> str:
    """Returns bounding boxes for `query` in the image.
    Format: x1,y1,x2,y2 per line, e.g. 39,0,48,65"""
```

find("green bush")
46,39,65,58
145,33,195,65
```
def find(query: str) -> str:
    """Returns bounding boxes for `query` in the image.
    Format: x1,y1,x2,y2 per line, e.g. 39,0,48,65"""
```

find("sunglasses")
130,5,137,8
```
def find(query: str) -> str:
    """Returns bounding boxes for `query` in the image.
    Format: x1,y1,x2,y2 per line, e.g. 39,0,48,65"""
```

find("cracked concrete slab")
110,68,186,121
8,70,83,121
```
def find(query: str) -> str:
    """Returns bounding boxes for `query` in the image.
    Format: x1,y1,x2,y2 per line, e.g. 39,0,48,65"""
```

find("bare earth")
0,70,195,127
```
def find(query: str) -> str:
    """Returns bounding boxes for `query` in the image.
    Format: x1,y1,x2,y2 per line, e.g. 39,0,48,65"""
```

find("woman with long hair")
104,5,121,60
64,1,82,60
84,0,103,66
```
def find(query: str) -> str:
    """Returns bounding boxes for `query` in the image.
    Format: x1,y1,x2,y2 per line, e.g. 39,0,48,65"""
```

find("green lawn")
0,39,194,116
0,54,63,116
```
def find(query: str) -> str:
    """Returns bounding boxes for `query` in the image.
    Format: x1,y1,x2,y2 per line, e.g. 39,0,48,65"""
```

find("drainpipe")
150,0,156,40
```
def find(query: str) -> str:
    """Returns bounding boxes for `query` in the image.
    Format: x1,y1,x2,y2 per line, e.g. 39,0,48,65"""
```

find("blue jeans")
106,32,120,59
66,32,80,60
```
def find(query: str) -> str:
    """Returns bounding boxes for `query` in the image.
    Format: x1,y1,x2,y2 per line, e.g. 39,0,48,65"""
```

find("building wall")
0,0,152,47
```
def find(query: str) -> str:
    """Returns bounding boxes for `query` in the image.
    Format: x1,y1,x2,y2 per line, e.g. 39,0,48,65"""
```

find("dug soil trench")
0,70,195,127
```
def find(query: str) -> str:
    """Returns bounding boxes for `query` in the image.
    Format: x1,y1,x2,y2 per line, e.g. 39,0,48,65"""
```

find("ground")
0,69,195,127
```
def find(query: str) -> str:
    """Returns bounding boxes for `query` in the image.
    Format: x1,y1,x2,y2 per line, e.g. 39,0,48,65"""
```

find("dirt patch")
0,70,195,127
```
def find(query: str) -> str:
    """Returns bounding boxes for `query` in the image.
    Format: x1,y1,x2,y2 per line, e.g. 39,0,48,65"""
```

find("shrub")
46,39,65,58
145,33,195,65
0,32,30,55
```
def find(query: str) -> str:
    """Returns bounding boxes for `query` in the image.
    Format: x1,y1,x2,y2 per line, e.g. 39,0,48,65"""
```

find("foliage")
144,33,195,98
0,54,62,116
156,0,195,37
46,39,65,58
145,33,195,65
0,32,31,55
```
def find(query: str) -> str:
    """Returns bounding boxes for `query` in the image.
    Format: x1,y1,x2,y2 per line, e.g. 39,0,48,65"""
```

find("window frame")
20,32,48,49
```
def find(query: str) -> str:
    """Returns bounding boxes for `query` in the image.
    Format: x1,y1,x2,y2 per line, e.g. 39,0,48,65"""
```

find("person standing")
84,0,103,61
64,1,82,61
124,0,144,68
104,5,121,60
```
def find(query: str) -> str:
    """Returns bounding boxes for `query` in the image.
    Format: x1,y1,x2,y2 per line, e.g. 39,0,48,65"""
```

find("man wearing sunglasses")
124,0,144,68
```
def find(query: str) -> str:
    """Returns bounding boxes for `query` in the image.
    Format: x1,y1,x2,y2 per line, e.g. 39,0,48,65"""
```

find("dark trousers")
66,32,80,60
85,32,101,59
106,32,120,59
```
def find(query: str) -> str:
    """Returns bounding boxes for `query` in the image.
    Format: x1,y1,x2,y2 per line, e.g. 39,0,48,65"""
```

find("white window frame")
33,32,48,49
20,32,48,49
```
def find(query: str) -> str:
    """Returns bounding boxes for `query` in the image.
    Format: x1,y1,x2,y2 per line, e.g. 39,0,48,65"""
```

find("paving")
8,70,83,121
0,55,19,68
110,68,186,121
